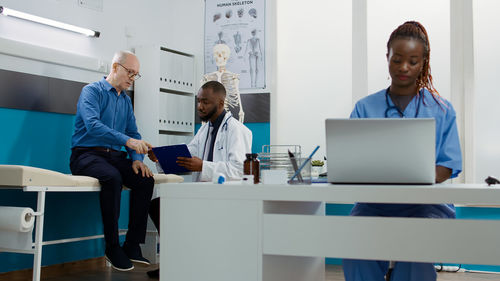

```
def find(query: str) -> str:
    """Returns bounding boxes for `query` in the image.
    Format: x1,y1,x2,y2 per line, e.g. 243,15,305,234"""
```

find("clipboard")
152,144,192,174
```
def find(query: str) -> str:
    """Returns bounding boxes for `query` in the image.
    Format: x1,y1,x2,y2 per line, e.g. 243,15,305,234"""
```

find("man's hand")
126,138,152,154
132,160,153,177
177,156,203,172
147,149,158,162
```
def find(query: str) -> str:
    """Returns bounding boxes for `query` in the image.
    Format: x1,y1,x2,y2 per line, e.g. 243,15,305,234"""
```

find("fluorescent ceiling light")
0,6,100,37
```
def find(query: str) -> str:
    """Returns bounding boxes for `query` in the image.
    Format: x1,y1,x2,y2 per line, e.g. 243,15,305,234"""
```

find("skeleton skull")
213,44,231,67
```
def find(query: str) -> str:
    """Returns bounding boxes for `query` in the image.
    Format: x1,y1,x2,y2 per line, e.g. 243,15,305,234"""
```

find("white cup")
261,170,288,184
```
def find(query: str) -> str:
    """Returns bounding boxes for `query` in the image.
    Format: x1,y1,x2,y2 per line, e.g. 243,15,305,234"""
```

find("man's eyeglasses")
117,63,141,80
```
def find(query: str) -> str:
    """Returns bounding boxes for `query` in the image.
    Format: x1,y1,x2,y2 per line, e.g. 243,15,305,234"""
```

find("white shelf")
134,45,196,170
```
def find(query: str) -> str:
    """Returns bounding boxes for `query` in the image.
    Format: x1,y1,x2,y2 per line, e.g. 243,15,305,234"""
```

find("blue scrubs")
342,88,462,281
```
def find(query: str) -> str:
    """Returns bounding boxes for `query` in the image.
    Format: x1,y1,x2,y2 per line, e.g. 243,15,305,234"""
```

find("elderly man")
70,50,154,271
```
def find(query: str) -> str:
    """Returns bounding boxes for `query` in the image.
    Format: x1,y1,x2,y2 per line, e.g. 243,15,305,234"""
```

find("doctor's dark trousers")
70,148,154,248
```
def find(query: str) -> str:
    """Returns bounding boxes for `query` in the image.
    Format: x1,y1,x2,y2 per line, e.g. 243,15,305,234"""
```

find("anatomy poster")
204,0,266,89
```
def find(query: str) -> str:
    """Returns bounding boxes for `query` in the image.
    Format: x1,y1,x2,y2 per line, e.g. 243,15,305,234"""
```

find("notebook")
325,118,435,184
152,144,192,174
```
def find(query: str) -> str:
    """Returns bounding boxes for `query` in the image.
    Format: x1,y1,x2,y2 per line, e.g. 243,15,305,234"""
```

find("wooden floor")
1,258,499,281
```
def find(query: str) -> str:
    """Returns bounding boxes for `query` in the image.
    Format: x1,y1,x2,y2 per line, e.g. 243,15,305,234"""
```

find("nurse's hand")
435,165,452,183
177,156,203,172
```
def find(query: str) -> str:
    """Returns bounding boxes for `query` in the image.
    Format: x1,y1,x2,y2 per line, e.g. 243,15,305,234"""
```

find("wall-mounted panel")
159,50,195,93
194,93,270,124
134,45,195,170
0,69,86,115
159,92,194,133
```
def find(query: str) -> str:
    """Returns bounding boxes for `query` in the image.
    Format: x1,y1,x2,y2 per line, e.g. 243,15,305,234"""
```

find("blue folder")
152,144,192,174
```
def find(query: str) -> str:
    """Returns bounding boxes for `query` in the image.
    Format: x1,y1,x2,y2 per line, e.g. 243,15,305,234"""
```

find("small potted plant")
311,160,324,178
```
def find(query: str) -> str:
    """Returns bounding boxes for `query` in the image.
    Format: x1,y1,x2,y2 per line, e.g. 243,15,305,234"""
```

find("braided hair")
387,21,441,101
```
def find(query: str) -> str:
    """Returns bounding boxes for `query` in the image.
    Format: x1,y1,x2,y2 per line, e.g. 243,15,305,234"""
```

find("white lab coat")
189,112,252,182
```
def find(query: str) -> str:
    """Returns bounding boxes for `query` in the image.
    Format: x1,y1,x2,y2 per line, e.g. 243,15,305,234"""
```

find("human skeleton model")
245,29,262,88
202,44,245,123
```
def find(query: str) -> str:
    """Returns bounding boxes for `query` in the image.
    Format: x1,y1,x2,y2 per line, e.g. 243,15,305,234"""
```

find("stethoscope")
384,87,423,118
201,113,233,158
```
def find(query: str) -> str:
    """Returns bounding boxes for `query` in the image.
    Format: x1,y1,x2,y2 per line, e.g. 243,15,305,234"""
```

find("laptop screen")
325,118,435,184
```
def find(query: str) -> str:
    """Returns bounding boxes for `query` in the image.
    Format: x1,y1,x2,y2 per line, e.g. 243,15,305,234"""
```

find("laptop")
325,118,435,184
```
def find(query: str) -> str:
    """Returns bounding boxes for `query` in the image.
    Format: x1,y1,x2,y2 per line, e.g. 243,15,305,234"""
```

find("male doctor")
178,80,252,181
149,80,252,180
145,80,252,278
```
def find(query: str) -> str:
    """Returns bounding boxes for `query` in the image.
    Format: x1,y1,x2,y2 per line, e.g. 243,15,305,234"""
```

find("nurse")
342,21,462,281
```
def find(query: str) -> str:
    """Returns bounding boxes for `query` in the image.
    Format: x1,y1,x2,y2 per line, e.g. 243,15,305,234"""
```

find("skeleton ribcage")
202,72,241,110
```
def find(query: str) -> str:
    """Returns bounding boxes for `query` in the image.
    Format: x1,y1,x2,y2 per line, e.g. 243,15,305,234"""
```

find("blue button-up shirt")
71,77,143,161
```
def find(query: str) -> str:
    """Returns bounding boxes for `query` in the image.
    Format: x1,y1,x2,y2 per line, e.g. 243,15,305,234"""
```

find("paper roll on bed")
0,206,35,232
0,165,184,250
0,164,185,278
0,206,36,251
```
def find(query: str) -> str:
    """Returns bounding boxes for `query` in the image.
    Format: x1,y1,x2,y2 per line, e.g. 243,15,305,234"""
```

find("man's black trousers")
70,148,154,247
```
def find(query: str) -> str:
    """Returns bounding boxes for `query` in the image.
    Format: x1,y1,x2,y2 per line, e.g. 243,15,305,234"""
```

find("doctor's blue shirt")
350,88,462,218
71,77,143,162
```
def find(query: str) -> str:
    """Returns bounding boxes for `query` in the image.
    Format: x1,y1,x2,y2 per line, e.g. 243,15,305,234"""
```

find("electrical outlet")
78,0,103,12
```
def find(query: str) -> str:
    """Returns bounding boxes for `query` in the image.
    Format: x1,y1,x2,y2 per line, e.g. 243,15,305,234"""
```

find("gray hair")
111,50,135,64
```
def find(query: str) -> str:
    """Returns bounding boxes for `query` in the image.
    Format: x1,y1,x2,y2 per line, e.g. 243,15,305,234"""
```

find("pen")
288,150,303,182
289,145,320,182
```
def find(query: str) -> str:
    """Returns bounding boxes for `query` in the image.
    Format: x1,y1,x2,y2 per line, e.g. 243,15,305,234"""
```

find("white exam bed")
0,165,182,281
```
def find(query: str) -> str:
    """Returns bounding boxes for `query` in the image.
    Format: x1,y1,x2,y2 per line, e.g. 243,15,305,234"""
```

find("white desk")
160,183,500,281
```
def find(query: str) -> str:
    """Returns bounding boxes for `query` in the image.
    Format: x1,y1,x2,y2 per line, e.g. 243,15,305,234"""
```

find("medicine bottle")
251,153,260,184
244,153,260,184
244,153,253,176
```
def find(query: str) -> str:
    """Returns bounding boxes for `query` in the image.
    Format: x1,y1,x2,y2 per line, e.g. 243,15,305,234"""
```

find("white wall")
367,0,450,100
0,0,204,84
0,0,168,61
2,0,497,184
273,0,352,160
161,0,205,89
273,0,451,161
473,0,500,182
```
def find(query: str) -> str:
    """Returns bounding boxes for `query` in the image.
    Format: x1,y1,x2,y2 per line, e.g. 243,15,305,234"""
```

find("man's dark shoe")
122,241,151,265
105,246,134,271
147,268,159,279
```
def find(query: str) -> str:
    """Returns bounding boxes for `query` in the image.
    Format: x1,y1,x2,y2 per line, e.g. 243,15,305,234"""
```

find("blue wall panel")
0,108,130,273
0,108,74,172
243,122,270,154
